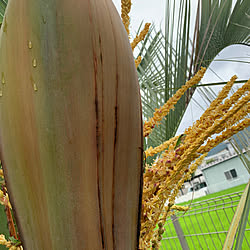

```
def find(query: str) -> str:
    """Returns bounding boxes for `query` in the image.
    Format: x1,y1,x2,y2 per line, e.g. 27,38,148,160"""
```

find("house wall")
202,156,249,194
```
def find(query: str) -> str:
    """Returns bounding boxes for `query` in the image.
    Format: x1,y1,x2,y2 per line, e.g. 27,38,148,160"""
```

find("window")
231,169,237,178
224,169,238,180
199,182,207,188
224,171,231,180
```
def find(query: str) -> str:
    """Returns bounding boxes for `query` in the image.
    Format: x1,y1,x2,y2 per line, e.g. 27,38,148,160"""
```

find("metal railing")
160,191,250,249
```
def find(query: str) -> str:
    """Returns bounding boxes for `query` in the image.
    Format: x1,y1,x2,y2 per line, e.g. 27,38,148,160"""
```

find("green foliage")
174,134,185,149
0,161,9,248
206,158,215,164
0,206,9,250
0,0,7,23
9,236,21,246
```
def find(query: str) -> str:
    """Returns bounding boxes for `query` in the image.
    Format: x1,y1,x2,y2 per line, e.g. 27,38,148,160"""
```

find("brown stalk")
1,185,18,239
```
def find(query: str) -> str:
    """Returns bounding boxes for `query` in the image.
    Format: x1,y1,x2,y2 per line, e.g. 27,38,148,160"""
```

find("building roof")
207,142,228,157
206,128,249,157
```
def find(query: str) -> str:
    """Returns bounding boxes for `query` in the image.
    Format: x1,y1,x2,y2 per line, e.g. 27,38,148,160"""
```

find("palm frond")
195,0,250,71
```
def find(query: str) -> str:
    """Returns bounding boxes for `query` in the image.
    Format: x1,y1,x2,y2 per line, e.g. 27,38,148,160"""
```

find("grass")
178,183,248,206
160,183,250,250
0,183,248,249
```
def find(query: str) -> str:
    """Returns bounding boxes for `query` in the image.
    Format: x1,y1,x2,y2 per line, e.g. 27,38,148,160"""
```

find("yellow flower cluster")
0,235,7,245
145,136,178,158
0,235,22,250
150,222,165,250
140,75,250,249
140,150,207,249
143,67,206,137
121,0,131,36
0,189,12,209
131,23,151,51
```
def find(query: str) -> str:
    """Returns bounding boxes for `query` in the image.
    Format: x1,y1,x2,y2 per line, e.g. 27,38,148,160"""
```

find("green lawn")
178,183,247,205
161,183,250,250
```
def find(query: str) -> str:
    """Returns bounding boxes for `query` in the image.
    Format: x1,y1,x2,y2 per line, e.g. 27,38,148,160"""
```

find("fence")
160,191,250,249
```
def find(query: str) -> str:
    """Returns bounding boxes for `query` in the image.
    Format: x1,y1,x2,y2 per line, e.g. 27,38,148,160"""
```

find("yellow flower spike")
131,23,151,51
135,56,142,68
121,0,132,36
143,67,206,137
210,103,250,136
197,75,237,120
223,78,250,108
184,77,249,145
171,205,189,212
199,118,250,154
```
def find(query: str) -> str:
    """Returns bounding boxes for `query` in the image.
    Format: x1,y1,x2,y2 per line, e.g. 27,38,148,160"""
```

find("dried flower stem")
1,186,17,239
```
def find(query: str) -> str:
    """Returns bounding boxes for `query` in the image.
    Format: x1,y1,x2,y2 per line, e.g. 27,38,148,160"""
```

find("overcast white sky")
112,0,165,32
112,0,250,134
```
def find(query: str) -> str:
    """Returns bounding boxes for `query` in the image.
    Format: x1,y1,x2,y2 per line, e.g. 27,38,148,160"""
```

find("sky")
111,0,250,135
112,0,165,32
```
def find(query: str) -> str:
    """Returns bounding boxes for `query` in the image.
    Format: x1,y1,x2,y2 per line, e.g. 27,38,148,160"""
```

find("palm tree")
136,0,250,156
